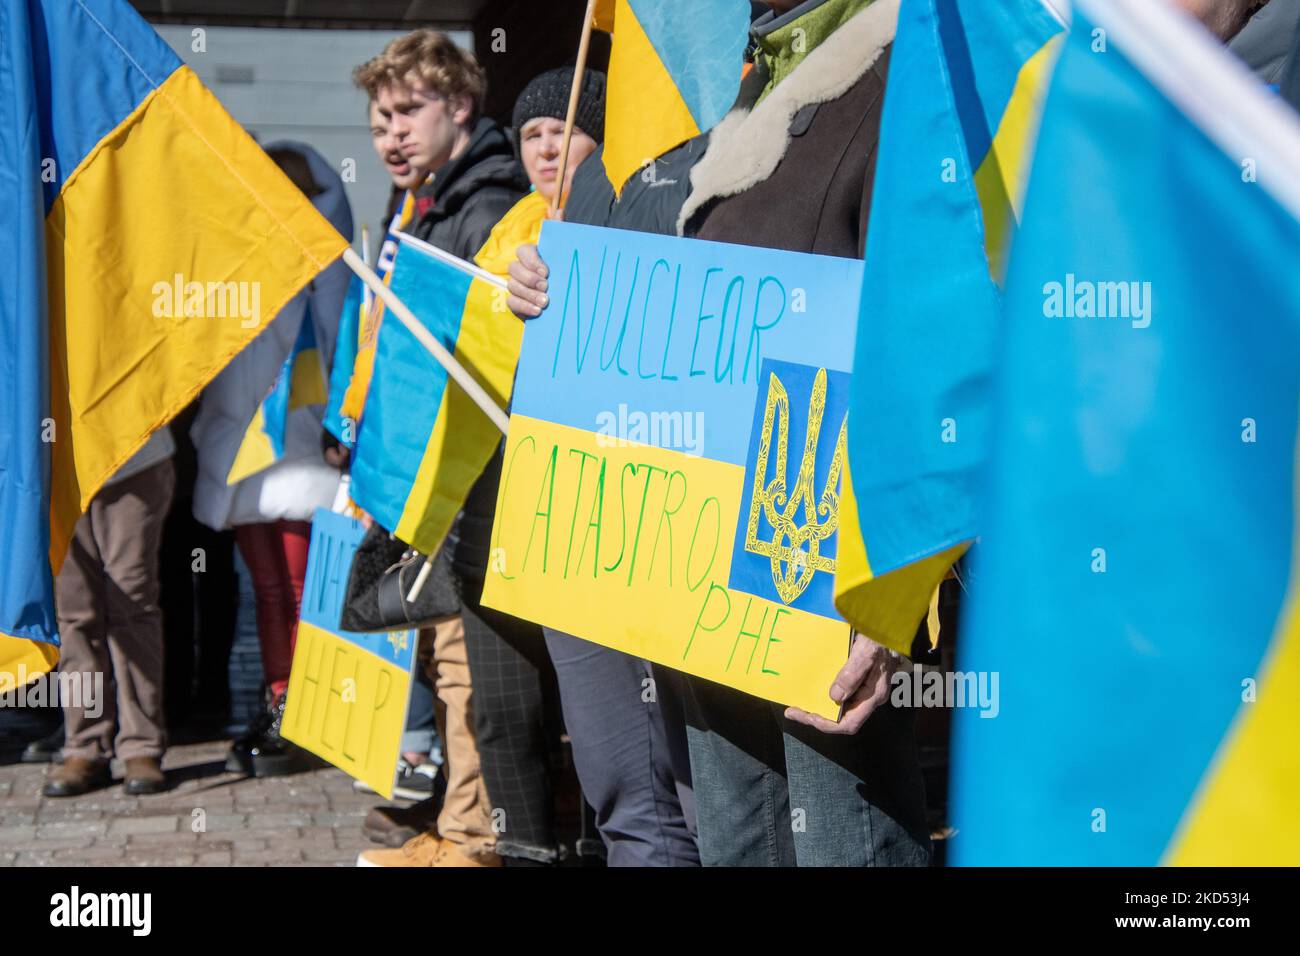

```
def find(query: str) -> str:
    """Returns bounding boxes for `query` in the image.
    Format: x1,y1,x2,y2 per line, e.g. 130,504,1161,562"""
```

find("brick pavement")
0,740,389,867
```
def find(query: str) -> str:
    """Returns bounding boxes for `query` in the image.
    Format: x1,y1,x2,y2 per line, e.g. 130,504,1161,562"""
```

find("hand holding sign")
508,243,550,319
785,633,902,734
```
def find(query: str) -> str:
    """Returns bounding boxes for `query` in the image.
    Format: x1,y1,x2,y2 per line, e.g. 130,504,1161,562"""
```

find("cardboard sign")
482,222,863,719
281,508,416,798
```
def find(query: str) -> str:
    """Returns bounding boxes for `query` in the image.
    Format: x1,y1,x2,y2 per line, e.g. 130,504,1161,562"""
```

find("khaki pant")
425,617,496,861
57,460,175,762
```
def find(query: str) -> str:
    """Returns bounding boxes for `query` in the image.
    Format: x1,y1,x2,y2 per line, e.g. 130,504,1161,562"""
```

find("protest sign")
482,222,863,718
281,508,416,798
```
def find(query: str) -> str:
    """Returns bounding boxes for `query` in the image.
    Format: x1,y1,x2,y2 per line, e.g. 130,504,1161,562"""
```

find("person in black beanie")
498,67,702,868
511,67,606,208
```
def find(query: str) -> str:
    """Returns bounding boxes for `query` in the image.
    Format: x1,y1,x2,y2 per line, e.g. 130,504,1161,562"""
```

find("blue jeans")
683,676,931,866
399,664,438,759
544,630,699,866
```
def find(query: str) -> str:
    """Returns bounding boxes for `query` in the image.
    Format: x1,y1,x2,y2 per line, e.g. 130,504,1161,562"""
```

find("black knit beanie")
512,67,606,143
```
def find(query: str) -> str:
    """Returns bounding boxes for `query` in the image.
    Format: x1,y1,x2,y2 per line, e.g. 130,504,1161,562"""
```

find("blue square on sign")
728,359,850,618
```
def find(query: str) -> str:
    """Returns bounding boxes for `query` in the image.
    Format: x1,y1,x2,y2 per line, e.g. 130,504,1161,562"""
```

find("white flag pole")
1040,0,1070,27
341,246,510,436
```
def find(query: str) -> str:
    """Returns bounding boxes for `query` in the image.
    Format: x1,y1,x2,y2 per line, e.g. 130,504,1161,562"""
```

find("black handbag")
339,522,460,632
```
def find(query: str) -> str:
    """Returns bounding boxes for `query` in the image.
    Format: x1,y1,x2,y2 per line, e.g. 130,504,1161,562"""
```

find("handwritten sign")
481,223,863,719
281,508,416,798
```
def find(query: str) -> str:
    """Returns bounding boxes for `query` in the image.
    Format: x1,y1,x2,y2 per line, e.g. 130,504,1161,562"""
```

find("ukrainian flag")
594,0,750,194
0,0,346,683
953,0,1300,865
323,274,365,448
339,192,417,428
349,232,517,556
834,0,1064,651
226,305,329,484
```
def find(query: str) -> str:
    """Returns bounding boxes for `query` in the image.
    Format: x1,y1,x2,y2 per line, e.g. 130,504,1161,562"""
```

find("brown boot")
362,796,442,847
43,756,111,798
356,830,503,868
430,841,503,868
123,757,167,795
356,830,444,867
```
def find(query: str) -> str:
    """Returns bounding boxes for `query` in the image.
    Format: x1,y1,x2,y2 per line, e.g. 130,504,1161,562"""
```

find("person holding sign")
504,146,708,864
354,33,587,867
506,0,932,867
669,0,931,867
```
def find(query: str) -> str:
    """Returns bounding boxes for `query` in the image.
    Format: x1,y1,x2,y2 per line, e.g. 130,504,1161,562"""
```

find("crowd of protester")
14,0,1290,867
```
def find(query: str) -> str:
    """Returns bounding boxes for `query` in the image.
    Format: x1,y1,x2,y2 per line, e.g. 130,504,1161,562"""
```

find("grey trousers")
57,459,175,763
683,674,932,867
544,629,699,866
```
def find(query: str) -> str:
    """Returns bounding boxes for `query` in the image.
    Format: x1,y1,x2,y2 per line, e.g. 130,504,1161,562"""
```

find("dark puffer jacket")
563,136,709,234
411,117,529,262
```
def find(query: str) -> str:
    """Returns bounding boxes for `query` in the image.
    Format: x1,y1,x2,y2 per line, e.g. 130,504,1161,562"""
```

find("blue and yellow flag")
323,275,365,448
0,0,346,683
594,0,750,194
338,192,416,429
349,231,518,556
953,0,1300,864
834,0,1063,651
226,305,329,484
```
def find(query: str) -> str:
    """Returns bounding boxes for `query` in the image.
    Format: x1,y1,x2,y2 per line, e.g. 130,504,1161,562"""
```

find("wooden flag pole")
552,0,599,216
341,247,510,436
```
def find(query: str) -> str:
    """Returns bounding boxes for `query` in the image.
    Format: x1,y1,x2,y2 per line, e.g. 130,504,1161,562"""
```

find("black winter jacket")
564,136,709,235
411,117,528,262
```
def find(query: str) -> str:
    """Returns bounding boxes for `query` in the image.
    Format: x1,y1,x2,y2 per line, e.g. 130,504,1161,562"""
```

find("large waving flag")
593,0,750,195
226,305,329,484
349,231,517,555
0,0,345,683
953,0,1300,864
834,0,1064,651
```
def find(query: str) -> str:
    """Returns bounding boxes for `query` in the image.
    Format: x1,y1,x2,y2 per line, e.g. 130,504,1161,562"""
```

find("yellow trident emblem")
387,631,410,656
744,367,847,605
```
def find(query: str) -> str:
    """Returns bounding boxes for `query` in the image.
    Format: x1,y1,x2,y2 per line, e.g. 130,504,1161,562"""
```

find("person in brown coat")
508,0,930,866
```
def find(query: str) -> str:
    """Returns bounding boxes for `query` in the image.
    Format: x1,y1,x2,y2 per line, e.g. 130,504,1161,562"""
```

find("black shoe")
225,693,276,774
249,738,315,778
226,691,314,778
22,726,65,764
393,758,442,801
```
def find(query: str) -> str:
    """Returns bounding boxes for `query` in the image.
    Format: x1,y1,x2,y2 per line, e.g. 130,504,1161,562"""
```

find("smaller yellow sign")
280,509,417,800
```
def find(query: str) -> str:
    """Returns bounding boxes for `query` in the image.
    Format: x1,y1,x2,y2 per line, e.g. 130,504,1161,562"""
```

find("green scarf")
754,0,876,106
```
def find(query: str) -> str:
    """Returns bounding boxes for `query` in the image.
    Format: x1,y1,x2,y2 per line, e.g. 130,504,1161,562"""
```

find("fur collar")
677,0,899,235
